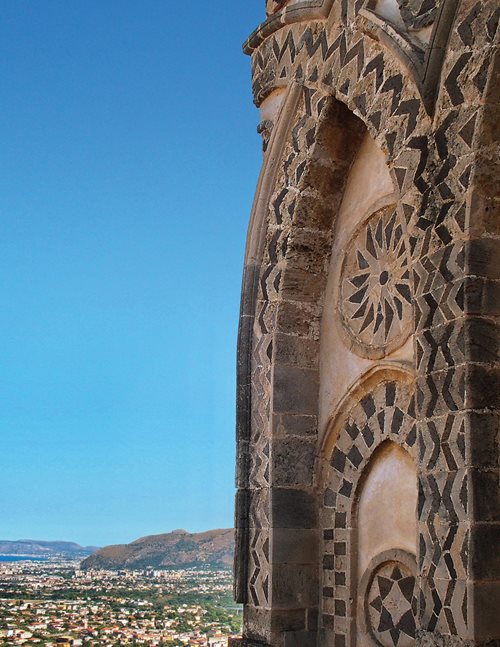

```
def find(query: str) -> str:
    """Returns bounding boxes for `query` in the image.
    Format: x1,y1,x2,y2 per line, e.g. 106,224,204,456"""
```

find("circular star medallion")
361,554,417,647
338,205,412,358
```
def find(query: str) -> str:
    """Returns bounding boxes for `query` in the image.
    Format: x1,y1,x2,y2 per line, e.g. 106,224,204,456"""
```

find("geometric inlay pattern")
324,379,417,516
367,560,417,647
322,378,418,644
245,88,327,609
397,0,443,30
237,0,500,638
339,206,412,358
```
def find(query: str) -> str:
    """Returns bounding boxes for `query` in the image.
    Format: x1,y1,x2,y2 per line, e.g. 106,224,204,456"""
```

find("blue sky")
0,1,264,547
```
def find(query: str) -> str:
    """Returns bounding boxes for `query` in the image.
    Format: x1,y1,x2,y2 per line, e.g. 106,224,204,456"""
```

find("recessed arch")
353,440,418,569
319,364,414,459
320,374,417,645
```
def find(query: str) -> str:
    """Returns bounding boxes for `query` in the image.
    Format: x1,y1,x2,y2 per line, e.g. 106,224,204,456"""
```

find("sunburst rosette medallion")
338,205,412,358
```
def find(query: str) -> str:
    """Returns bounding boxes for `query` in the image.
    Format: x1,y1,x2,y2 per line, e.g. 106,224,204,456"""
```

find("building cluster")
0,560,241,646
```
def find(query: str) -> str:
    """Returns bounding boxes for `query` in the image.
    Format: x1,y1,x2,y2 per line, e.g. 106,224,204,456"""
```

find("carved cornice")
244,0,459,115
243,0,334,54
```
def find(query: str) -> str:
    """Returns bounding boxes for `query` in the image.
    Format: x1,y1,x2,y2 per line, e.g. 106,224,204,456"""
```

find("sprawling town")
0,560,241,646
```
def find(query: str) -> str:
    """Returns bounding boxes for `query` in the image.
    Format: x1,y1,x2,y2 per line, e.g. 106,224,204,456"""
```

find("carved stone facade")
233,1,500,646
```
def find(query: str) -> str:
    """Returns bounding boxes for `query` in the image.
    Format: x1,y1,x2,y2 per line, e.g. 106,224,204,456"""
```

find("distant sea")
0,556,48,562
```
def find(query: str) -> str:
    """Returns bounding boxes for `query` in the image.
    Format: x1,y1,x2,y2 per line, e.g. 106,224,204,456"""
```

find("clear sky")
0,1,264,547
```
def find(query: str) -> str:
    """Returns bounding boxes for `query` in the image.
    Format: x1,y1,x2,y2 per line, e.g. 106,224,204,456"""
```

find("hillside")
0,540,98,558
81,528,234,570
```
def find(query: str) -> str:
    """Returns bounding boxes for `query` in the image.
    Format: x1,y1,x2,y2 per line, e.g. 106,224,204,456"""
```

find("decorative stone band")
256,119,275,152
269,0,289,15
245,0,461,116
243,0,334,54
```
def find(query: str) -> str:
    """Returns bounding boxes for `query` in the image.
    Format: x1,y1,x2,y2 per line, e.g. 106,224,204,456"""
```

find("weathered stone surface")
283,629,317,647
271,528,319,564
272,412,317,437
272,365,319,415
272,333,319,369
271,563,318,607
229,639,271,647
473,582,500,641
271,488,317,529
470,523,500,580
280,267,326,303
470,469,500,521
235,0,500,645
468,411,500,469
272,438,315,486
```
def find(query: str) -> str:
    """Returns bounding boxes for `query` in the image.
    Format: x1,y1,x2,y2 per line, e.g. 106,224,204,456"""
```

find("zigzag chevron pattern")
246,89,326,608
236,0,500,643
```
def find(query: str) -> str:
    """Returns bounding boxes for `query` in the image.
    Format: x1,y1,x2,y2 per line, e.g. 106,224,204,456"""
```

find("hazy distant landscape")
82,529,234,571
0,540,98,559
0,530,234,571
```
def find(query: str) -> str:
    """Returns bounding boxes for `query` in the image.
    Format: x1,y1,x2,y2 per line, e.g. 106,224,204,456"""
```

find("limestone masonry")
232,1,500,646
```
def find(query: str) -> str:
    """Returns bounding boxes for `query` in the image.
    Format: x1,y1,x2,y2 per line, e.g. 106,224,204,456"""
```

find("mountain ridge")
0,540,98,557
81,528,234,570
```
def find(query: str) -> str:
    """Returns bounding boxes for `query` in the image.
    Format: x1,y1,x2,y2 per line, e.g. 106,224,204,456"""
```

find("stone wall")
233,1,500,646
